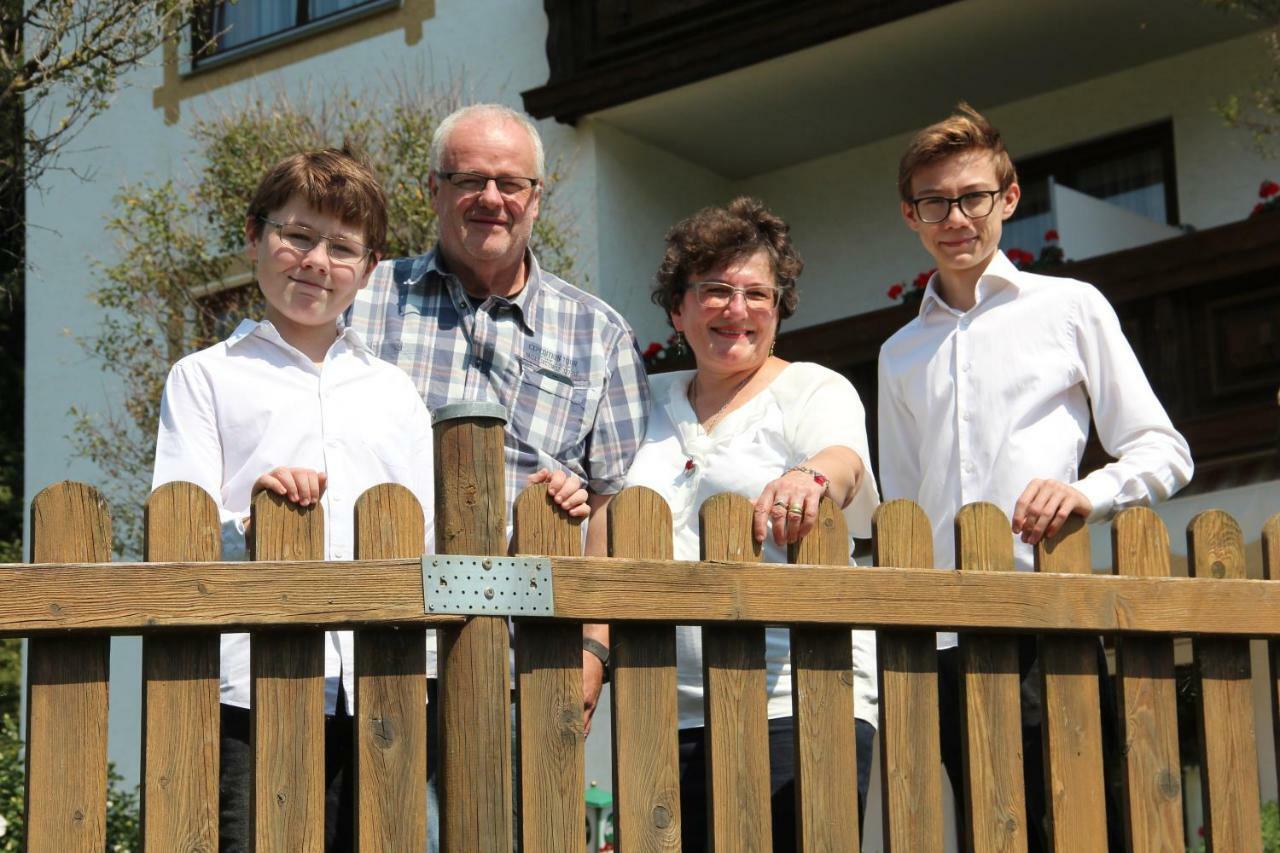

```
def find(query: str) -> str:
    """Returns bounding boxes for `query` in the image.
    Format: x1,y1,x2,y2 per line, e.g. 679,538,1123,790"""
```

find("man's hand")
254,467,327,507
582,649,605,737
527,468,590,518
1011,479,1092,545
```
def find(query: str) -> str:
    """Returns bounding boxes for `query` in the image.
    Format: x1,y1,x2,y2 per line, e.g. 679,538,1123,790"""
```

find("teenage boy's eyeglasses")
436,171,540,199
690,280,782,311
259,217,371,265
909,190,1002,224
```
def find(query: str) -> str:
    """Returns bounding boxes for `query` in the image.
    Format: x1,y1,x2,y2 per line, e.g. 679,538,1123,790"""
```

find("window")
194,0,392,65
1003,121,1178,255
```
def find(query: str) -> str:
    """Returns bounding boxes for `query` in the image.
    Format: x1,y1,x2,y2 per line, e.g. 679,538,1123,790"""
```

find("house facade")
23,0,1280,847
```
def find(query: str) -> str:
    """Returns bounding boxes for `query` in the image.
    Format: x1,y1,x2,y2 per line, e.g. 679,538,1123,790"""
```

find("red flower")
913,270,933,289
1254,202,1266,216
1044,229,1059,241
887,283,904,300
643,342,662,359
1259,179,1280,198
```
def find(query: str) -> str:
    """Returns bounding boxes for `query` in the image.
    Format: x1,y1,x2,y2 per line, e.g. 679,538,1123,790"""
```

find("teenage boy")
152,149,436,852
877,104,1193,850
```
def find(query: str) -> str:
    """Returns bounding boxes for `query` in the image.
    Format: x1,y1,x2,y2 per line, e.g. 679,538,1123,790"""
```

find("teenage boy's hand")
254,467,328,507
527,468,590,518
1011,479,1092,545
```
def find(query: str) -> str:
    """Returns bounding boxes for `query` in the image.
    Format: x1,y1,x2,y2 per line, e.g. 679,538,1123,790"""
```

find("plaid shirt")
347,246,651,519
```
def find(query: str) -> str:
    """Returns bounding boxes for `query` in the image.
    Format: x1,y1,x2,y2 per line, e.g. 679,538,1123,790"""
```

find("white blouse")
625,362,880,729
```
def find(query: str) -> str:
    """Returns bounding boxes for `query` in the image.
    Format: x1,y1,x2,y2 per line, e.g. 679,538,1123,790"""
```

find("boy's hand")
1012,479,1091,545
254,467,327,507
527,468,590,518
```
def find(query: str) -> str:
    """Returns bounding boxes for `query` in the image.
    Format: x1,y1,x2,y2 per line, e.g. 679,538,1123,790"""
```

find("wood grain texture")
871,499,944,853
700,492,772,851
1189,510,1262,853
24,481,112,853
512,484,585,853
1111,508,1183,853
607,487,681,853
1034,516,1107,853
1264,513,1280,806
954,503,1026,853
142,482,221,851
788,498,859,853
433,412,513,853
352,483,428,852
250,490,326,852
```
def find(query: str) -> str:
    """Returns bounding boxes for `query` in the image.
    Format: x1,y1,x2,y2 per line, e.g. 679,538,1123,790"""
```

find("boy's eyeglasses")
436,171,540,198
909,189,1002,224
259,217,371,265
690,280,781,311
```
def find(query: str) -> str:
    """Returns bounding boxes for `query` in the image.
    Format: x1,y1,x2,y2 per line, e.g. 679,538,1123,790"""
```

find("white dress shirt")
626,362,881,729
153,319,436,712
877,251,1192,647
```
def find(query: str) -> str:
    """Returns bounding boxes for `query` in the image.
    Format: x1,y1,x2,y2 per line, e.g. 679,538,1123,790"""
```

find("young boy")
877,104,1193,849
152,148,435,851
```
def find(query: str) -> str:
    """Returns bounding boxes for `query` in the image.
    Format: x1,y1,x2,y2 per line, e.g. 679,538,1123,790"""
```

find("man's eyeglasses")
909,190,1002,224
436,171,540,198
691,280,781,311
259,217,371,265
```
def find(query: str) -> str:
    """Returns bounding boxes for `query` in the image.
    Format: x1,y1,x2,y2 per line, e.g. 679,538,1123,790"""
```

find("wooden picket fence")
10,409,1280,851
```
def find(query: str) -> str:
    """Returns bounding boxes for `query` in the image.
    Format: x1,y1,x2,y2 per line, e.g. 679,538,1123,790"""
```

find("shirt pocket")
509,359,590,461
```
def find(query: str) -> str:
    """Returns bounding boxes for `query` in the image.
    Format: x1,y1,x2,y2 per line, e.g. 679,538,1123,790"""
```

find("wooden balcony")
774,214,1280,494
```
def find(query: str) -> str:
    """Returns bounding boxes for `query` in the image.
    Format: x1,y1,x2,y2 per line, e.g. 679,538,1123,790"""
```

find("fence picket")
1263,513,1280,801
955,502,1027,853
608,486,681,852
700,492,772,851
352,483,428,852
871,499,944,852
1189,510,1262,853
249,491,327,851
25,482,112,852
788,497,859,852
512,483,585,853
433,406,513,853
142,482,221,850
1035,516,1107,851
1112,507,1183,852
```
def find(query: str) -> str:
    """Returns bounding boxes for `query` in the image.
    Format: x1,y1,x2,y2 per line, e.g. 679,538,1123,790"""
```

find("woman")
625,197,879,851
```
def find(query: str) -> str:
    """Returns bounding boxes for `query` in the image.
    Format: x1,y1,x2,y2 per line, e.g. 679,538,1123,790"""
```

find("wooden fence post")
142,482,222,849
700,492,771,851
954,502,1027,853
789,497,859,852
250,490,327,851
433,401,513,853
25,482,113,852
512,483,584,852
1189,510,1262,853
608,486,681,852
1263,513,1280,803
872,499,944,853
353,483,428,851
1035,516,1107,852
1112,507,1183,851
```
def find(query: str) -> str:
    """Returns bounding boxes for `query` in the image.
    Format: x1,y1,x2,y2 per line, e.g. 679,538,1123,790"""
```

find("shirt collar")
414,244,542,335
918,250,1022,318
227,317,373,359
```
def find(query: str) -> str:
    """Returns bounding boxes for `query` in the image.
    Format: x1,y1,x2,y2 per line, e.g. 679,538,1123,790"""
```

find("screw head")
484,587,495,600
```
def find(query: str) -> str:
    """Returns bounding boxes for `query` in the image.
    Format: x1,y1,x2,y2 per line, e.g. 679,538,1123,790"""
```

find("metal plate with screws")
421,555,555,616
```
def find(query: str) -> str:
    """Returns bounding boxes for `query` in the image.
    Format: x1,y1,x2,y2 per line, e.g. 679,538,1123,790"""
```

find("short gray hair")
429,104,546,180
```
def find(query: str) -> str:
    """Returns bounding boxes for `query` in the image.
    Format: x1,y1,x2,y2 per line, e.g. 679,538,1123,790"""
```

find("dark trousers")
677,715,876,852
937,639,1125,852
219,698,355,853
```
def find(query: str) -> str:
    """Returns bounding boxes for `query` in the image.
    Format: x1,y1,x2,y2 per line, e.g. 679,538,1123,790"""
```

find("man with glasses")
346,103,650,833
877,103,1191,851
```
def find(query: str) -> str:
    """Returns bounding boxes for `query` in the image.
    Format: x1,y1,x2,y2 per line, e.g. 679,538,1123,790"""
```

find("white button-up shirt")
878,252,1192,646
153,319,436,712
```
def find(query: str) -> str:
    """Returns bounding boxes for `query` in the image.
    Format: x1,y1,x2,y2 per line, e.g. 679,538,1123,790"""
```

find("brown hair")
897,102,1017,202
246,147,388,256
653,196,802,323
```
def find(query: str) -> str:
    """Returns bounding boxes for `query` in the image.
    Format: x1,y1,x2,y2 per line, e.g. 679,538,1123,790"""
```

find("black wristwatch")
583,637,610,681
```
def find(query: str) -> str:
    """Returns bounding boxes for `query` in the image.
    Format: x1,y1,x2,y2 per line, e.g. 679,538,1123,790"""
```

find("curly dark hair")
653,196,802,325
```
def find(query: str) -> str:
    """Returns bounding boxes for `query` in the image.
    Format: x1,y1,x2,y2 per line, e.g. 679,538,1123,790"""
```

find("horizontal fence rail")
9,408,1279,851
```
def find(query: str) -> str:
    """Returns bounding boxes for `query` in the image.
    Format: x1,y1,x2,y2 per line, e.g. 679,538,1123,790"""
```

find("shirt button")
964,462,975,473
962,362,972,372
962,412,971,421
958,319,970,330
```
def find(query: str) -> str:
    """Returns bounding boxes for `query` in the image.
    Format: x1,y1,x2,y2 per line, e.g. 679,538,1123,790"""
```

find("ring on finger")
787,503,803,514
773,499,788,508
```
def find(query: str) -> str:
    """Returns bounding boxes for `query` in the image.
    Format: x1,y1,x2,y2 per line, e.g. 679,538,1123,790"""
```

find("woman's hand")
753,469,827,546
254,467,327,506
528,468,590,518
